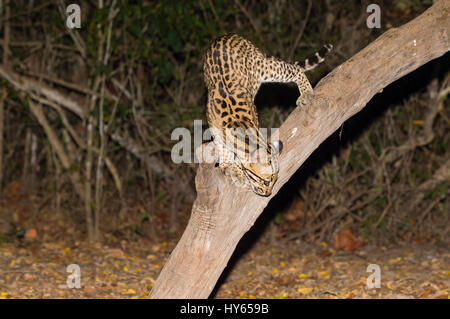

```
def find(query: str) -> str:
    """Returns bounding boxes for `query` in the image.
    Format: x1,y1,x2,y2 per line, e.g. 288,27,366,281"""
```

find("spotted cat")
203,34,332,196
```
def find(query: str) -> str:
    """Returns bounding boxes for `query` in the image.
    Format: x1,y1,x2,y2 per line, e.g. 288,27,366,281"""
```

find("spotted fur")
203,34,332,196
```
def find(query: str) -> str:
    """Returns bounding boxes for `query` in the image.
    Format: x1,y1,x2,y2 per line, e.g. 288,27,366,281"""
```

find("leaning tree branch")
149,0,449,298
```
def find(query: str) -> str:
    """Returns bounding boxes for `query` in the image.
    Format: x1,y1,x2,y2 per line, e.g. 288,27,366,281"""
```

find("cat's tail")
295,44,333,72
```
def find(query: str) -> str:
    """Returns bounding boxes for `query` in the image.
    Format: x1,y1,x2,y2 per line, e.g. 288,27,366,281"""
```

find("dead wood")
159,1,448,298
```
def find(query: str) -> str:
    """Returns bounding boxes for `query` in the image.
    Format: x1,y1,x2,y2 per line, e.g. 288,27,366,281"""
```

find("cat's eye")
263,180,270,186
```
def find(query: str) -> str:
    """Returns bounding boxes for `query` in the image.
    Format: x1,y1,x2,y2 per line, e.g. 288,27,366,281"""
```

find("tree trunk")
149,1,449,298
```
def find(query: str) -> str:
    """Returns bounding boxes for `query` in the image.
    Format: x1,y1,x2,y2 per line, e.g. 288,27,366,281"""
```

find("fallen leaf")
122,288,136,295
333,230,366,251
25,228,38,240
318,250,333,258
108,248,126,259
5,181,21,196
23,273,36,282
388,257,402,264
84,285,96,293
297,287,313,295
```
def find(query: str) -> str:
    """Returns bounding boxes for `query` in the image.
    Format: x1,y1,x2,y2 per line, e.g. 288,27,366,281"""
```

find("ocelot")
203,34,332,196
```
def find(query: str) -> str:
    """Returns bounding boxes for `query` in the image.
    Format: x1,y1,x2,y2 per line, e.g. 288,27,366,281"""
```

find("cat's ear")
271,140,283,154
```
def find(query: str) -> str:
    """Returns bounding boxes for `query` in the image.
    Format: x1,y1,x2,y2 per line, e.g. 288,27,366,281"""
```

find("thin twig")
0,0,9,191
233,0,263,43
288,0,312,61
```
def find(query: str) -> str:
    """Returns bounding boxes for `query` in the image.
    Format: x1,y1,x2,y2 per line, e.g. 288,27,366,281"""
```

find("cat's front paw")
296,91,314,106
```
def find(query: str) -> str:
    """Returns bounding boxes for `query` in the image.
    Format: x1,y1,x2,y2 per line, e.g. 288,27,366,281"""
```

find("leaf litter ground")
0,195,448,299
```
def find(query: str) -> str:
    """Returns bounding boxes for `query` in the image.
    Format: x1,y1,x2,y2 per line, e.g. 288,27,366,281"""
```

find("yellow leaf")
388,257,402,264
319,271,329,276
135,268,141,273
153,264,160,268
121,288,136,295
1,292,9,297
9,260,16,267
271,268,278,274
298,287,313,295
63,247,71,255
123,266,128,272
413,120,424,125
288,267,296,272
280,262,286,268
248,271,253,276
298,274,309,279
387,282,393,289
249,295,256,299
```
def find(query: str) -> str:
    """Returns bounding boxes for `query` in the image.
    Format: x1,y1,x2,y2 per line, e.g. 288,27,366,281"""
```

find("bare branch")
0,65,86,117
149,0,450,298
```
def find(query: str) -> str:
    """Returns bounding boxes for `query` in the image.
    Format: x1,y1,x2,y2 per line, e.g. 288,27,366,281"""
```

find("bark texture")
150,1,449,298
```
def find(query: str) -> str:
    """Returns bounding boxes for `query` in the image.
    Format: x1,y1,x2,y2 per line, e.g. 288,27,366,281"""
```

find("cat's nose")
258,187,271,196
